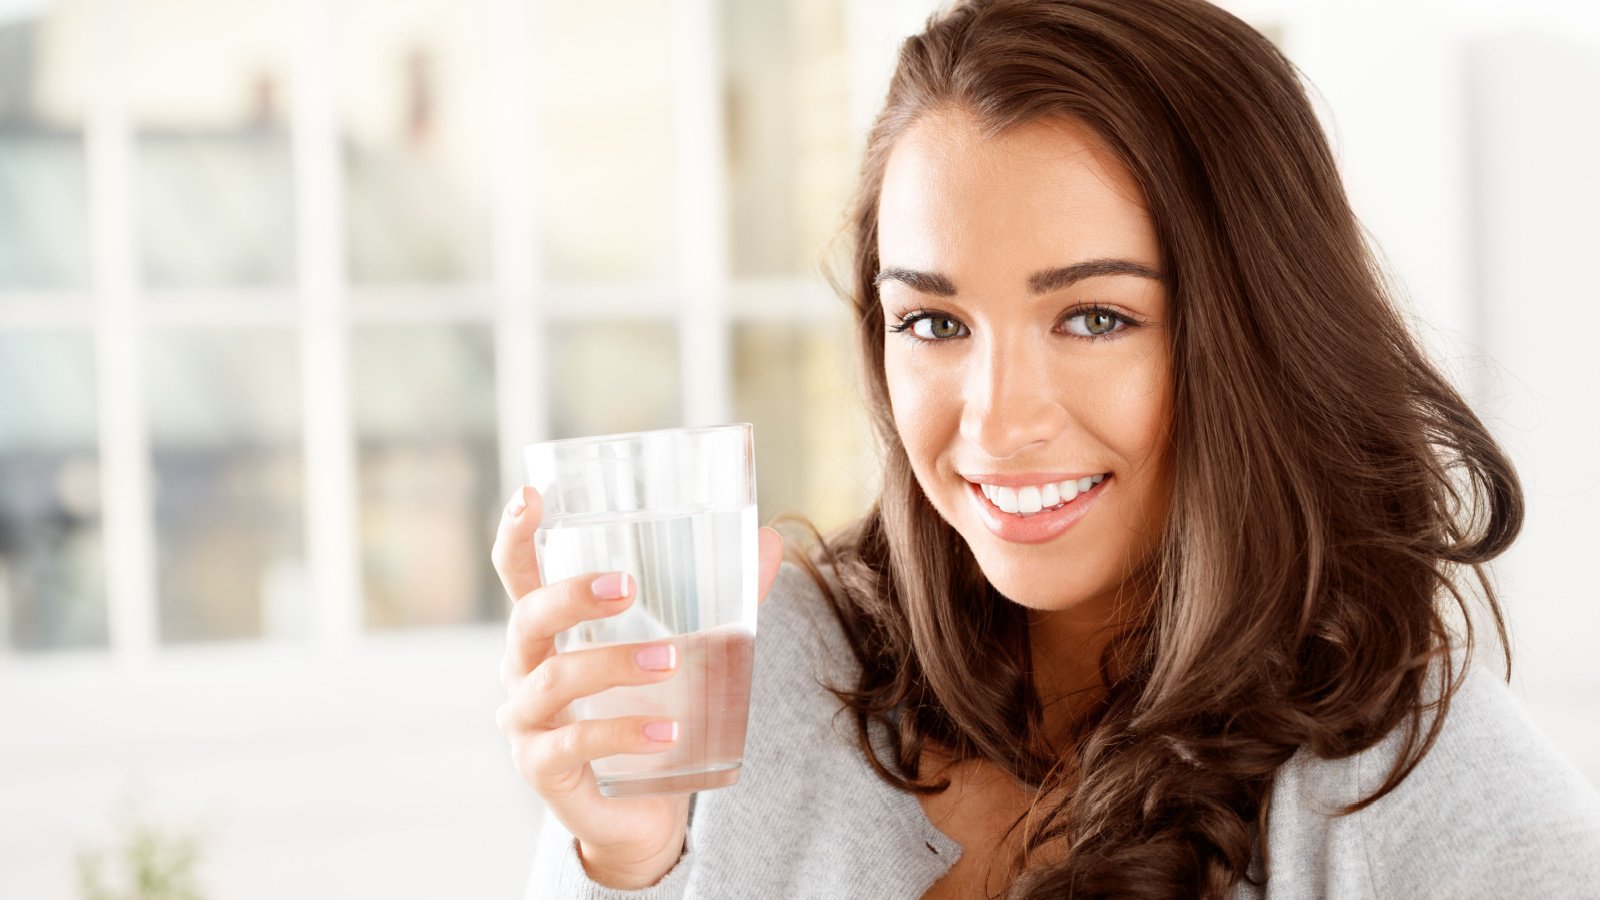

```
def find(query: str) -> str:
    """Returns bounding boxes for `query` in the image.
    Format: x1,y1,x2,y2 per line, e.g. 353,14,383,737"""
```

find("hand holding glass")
522,424,760,798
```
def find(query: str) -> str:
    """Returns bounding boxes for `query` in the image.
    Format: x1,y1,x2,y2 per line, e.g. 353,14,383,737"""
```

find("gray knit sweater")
526,562,1600,898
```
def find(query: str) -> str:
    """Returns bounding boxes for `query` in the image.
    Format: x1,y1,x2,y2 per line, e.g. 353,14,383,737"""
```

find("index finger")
491,486,544,602
499,570,634,690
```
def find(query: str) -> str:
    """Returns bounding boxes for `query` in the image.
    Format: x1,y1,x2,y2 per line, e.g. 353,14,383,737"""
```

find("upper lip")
962,471,1109,487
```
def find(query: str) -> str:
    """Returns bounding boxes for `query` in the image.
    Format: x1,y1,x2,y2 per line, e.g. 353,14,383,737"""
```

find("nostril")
958,400,1069,460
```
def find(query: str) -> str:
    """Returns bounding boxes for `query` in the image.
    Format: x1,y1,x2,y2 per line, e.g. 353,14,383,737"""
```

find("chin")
967,546,1077,610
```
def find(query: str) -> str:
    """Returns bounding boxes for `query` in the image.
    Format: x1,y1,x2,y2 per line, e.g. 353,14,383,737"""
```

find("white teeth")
1039,482,1060,507
994,485,1020,514
1017,485,1042,515
976,473,1109,516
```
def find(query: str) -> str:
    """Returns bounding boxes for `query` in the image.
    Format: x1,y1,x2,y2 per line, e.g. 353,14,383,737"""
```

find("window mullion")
675,0,732,428
87,0,157,668
293,0,362,651
489,0,549,496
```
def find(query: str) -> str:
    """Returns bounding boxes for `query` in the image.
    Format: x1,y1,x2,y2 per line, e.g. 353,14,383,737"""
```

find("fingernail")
643,720,678,742
591,572,632,601
507,488,527,517
634,643,676,671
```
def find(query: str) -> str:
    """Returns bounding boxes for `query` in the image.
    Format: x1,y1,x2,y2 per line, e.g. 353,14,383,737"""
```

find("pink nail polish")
591,573,631,601
643,720,678,742
634,644,675,671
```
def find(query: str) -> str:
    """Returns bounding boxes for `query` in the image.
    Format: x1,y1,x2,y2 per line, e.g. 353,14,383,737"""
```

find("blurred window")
131,0,297,288
548,321,683,440
353,324,498,630
733,319,875,536
0,3,90,289
340,0,491,284
1,0,877,656
0,332,105,649
533,0,678,283
147,328,304,643
724,0,853,279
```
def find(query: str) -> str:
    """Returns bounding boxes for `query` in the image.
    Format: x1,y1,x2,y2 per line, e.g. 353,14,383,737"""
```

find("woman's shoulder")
678,560,958,898
755,558,859,678
1259,650,1600,896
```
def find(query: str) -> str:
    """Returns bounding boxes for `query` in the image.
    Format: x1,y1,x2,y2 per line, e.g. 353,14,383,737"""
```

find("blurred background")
0,0,1594,897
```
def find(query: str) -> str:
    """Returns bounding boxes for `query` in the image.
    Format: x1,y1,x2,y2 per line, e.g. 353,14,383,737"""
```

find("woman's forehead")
876,109,1161,288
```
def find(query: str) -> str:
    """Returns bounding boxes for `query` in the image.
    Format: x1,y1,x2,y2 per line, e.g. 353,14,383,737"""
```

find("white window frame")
1,0,866,676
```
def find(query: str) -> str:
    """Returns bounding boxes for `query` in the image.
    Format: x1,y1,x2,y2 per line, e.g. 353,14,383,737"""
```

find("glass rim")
521,422,752,454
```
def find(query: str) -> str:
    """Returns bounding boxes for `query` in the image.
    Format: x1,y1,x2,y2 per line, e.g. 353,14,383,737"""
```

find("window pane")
340,0,491,284
724,0,852,278
534,0,676,281
353,325,498,630
0,332,105,651
548,321,682,440
132,0,296,288
733,319,876,534
0,4,90,289
147,329,304,643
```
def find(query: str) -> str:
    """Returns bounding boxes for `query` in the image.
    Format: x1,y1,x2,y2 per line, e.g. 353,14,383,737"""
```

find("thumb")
755,526,784,605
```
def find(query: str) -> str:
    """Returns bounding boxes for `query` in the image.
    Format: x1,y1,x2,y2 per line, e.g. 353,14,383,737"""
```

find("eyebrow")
873,258,1165,296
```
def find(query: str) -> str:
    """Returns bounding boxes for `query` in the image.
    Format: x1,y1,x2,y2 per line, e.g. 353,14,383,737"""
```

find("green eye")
915,315,964,340
1064,306,1137,341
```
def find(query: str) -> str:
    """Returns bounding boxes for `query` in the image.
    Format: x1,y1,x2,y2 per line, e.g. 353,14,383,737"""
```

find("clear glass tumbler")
522,424,758,798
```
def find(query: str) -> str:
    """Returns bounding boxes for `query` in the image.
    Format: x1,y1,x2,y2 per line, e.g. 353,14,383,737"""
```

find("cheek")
885,349,956,456
1096,349,1173,523
1074,336,1168,454
1108,377,1168,464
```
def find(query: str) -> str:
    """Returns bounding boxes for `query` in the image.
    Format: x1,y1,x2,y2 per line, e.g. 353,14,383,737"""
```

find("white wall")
1461,28,1600,781
1278,0,1600,785
0,631,539,899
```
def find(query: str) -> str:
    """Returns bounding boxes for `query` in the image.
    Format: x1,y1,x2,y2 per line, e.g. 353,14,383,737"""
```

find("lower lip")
967,476,1110,545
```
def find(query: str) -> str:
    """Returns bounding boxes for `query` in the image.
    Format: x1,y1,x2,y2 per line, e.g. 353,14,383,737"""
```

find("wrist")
577,830,687,890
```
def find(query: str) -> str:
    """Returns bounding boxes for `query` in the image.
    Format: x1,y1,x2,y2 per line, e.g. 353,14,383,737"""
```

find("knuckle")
504,596,526,637
530,658,562,698
555,723,584,761
618,717,648,748
613,645,641,679
511,586,546,631
507,596,541,649
564,573,596,607
519,734,578,797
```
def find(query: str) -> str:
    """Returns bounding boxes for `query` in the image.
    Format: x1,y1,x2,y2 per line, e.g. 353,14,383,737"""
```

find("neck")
1025,596,1137,751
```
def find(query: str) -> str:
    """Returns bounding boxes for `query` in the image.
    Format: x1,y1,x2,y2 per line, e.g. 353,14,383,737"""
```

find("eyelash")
885,305,1140,345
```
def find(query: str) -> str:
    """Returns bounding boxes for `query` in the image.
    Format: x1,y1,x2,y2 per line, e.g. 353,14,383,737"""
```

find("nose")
958,332,1070,460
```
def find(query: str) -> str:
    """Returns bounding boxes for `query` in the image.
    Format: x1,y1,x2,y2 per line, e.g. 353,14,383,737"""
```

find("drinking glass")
522,424,758,798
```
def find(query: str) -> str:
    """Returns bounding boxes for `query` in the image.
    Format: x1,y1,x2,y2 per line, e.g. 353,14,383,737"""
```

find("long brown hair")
779,0,1523,896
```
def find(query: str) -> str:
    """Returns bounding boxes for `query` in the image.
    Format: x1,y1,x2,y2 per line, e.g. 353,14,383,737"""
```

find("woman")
497,0,1600,897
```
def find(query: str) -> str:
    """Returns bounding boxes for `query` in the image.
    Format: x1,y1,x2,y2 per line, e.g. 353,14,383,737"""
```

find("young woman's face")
876,107,1173,620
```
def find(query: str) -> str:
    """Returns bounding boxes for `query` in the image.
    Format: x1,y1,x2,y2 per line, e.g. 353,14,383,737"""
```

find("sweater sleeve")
527,810,695,900
1350,662,1600,898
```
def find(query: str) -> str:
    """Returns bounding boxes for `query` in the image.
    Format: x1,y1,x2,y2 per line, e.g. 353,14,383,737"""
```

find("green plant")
75,817,208,900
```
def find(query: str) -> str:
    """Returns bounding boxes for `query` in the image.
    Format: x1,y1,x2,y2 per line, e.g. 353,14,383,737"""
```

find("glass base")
596,760,742,798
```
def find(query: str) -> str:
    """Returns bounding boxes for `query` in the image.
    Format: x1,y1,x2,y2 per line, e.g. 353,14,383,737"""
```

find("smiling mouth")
974,474,1110,517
